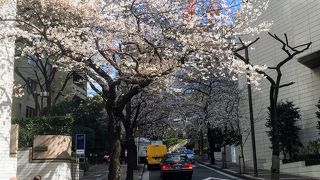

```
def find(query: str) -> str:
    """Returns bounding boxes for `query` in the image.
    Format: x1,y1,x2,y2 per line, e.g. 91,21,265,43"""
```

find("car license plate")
174,165,181,170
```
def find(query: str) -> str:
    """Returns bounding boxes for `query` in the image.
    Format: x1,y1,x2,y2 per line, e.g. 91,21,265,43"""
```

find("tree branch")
278,82,295,88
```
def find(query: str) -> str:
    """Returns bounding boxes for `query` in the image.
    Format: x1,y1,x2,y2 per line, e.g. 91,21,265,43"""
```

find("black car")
160,153,193,180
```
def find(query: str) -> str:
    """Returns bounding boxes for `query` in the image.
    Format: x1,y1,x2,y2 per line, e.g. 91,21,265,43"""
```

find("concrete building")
0,1,18,179
239,0,320,177
12,67,87,118
11,59,87,118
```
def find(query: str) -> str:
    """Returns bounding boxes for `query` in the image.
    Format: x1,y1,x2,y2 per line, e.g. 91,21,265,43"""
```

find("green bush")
283,139,320,165
304,139,320,155
12,116,74,147
266,101,302,160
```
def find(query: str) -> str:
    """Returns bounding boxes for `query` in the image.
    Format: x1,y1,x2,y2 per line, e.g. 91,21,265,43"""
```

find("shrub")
12,116,74,147
283,139,320,165
266,101,302,160
305,139,320,155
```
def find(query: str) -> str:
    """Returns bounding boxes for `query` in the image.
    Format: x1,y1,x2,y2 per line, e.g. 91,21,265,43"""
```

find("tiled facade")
239,0,320,170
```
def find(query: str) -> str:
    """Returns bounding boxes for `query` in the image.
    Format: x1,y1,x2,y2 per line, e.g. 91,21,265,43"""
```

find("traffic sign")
76,134,85,156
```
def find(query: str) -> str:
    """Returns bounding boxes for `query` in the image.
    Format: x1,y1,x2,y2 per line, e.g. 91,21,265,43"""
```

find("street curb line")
139,164,146,180
197,161,264,180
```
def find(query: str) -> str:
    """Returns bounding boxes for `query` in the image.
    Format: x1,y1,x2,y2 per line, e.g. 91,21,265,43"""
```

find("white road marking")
202,177,230,180
196,163,242,179
141,170,150,180
279,178,310,180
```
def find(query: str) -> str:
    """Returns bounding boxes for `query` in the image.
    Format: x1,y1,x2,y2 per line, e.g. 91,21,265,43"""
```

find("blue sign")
76,134,85,155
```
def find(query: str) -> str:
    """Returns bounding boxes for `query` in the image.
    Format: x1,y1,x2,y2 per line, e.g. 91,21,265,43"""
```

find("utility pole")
234,38,259,177
245,47,258,177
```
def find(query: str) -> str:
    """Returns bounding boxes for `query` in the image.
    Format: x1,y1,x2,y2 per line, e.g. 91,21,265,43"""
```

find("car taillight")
161,164,173,170
182,164,193,169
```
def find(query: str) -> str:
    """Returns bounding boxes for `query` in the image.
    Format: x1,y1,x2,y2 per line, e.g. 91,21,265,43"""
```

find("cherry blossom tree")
175,67,240,159
0,0,272,179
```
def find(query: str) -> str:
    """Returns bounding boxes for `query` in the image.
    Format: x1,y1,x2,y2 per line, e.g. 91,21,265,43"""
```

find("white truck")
135,138,163,163
135,137,150,163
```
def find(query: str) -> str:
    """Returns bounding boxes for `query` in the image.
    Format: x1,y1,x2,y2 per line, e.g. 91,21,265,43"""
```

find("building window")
26,106,36,117
73,72,86,88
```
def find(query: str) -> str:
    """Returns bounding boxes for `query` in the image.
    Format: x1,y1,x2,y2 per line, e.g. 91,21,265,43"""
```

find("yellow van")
146,144,167,169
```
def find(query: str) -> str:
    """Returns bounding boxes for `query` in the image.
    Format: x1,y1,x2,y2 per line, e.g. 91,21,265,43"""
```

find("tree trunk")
126,137,138,180
107,110,122,180
123,102,138,180
199,131,204,155
270,87,280,180
210,148,215,164
207,128,216,164
46,92,52,115
240,144,246,174
222,145,227,169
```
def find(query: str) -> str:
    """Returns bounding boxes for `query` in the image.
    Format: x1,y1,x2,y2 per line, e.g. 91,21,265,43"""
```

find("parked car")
160,153,193,180
177,147,187,153
178,148,195,163
185,150,194,163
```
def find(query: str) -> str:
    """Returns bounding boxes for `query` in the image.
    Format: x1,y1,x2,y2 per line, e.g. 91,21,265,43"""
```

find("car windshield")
164,154,188,163
186,150,193,154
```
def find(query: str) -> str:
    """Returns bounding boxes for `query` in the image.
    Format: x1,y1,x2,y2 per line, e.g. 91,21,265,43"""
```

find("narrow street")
142,163,242,180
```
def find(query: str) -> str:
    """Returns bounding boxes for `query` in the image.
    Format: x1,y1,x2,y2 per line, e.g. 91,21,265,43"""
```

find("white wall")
239,0,320,172
17,149,79,180
0,0,18,179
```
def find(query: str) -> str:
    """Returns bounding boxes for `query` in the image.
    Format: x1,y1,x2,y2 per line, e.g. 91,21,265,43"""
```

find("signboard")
32,135,72,160
134,130,142,137
76,134,85,156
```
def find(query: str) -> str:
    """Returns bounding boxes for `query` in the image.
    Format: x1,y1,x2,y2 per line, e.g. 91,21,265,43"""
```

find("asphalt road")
142,163,242,180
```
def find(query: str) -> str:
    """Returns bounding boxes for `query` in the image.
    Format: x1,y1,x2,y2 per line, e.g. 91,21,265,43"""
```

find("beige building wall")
239,0,320,170
0,0,18,178
18,136,79,180
18,149,79,180
12,58,87,118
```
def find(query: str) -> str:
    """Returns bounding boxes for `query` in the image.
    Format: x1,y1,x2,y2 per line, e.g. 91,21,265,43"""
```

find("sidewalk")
80,163,145,180
197,157,318,180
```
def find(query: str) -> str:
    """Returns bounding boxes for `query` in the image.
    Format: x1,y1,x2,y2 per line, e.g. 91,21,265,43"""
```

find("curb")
197,161,264,180
139,164,146,180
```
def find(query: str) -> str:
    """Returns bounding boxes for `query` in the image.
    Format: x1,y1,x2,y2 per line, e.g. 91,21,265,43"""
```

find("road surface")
142,163,242,180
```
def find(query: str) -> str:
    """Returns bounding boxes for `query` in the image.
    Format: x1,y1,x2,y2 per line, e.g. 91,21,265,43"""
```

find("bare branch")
278,82,295,88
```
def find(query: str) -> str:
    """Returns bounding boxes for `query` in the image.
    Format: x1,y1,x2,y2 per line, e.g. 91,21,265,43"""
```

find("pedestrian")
104,154,110,164
33,175,41,180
